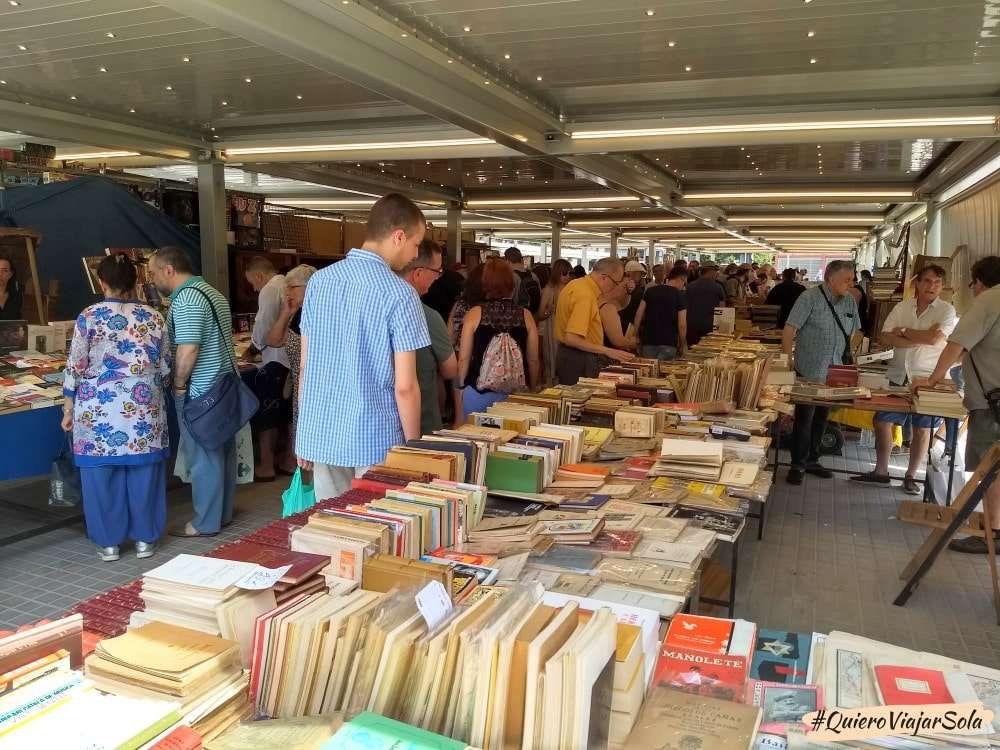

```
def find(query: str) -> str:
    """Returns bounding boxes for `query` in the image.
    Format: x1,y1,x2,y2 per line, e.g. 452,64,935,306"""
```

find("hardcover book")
750,629,812,684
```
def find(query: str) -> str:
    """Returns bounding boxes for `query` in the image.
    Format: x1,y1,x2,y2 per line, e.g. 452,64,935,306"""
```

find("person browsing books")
599,267,638,353
63,254,170,561
456,257,540,420
536,258,572,385
632,266,688,361
765,268,806,329
684,264,726,347
149,246,237,538
295,194,430,501
400,239,458,434
918,256,1000,554
553,257,634,385
782,260,860,485
852,265,956,494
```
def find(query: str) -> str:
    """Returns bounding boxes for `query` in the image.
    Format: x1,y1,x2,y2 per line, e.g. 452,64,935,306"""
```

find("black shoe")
805,463,834,479
949,535,991,554
787,468,804,485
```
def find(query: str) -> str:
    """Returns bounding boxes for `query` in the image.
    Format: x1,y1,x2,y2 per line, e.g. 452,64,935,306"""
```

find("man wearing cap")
685,264,726,347
619,260,648,331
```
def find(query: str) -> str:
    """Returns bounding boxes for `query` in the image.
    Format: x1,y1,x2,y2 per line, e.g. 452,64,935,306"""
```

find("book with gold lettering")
623,686,761,749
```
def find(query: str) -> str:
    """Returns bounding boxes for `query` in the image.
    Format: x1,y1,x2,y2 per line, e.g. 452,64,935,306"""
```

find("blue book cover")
561,493,610,511
750,629,812,684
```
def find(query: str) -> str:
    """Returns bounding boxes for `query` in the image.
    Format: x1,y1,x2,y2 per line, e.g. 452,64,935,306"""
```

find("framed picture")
0,228,46,324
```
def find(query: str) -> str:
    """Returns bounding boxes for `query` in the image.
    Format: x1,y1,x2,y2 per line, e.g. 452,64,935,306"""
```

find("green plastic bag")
281,467,316,517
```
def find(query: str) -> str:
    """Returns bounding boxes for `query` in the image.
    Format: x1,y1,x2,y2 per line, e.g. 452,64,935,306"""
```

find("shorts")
874,411,942,430
966,409,1000,469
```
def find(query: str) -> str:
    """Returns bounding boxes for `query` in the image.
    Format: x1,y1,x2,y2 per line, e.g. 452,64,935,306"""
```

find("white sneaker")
135,541,156,560
97,545,119,562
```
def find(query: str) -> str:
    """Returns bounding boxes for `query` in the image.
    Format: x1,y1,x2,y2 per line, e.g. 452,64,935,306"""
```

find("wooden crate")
896,500,987,538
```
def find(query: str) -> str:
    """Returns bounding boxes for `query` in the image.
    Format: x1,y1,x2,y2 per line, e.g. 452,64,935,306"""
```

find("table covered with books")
4,336,996,750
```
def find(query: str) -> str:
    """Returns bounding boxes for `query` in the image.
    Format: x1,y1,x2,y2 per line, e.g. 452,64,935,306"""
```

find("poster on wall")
106,248,164,308
229,191,264,250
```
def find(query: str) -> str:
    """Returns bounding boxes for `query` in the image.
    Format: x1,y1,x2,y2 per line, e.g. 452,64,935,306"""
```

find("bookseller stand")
894,445,1000,623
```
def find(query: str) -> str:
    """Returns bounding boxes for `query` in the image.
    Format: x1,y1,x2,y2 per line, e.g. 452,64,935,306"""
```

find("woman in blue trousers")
62,254,170,561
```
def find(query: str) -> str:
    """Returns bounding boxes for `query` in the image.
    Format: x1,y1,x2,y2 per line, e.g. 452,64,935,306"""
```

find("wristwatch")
900,327,908,338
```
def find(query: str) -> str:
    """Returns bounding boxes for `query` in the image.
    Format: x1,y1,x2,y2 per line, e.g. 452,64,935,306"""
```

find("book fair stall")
4,309,998,750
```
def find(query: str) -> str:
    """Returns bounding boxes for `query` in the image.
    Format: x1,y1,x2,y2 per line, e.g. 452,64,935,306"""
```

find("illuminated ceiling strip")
570,116,996,139
566,218,697,226
467,196,642,206
684,190,913,199
56,150,141,159
758,229,870,236
225,137,493,155
936,151,1000,203
728,215,884,223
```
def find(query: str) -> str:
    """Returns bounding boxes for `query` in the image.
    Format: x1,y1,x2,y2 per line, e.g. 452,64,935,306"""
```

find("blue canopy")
0,175,200,320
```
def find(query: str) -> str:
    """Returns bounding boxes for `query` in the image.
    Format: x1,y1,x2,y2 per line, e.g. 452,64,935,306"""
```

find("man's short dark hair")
668,267,689,281
971,256,1000,288
153,246,194,275
401,238,443,274
245,255,276,275
782,268,797,281
504,246,523,264
915,264,946,282
673,259,688,268
366,193,425,241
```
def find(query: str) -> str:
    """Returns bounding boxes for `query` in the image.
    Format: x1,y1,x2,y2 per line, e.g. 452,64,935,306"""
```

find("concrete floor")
1,440,998,669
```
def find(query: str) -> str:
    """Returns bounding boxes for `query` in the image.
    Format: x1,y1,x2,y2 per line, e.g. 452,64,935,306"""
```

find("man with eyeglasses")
401,238,458,433
554,257,635,384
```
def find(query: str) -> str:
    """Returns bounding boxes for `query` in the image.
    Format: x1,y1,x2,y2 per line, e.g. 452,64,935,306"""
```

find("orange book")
665,614,734,654
557,464,610,477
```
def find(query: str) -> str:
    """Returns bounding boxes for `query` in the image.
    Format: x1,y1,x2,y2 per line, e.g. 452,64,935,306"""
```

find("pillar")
924,200,942,257
446,201,462,265
581,245,588,269
609,232,619,258
647,239,655,265
551,221,561,261
197,159,228,297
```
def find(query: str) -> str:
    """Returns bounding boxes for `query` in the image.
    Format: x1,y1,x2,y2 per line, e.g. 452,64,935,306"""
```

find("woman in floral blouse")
62,255,170,562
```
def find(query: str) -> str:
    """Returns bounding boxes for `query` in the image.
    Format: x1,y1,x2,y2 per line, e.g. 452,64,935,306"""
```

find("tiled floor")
2,438,998,669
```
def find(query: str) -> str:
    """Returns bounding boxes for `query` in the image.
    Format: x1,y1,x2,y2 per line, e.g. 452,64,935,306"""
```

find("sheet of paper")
495,552,529,582
144,553,290,591
236,564,292,590
415,580,453,629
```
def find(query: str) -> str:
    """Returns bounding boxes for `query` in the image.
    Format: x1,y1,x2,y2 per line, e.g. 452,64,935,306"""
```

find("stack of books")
914,384,967,419
205,541,329,604
651,438,724,481
870,266,902,300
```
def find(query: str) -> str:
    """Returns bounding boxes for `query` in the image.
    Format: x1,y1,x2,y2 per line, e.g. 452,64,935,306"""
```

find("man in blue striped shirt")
149,246,237,537
295,194,430,500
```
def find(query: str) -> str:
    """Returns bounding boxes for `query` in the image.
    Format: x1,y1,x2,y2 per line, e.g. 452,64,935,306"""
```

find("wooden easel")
894,445,1000,623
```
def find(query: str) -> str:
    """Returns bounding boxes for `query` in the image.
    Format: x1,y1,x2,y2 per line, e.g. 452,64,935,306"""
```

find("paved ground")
2,439,997,668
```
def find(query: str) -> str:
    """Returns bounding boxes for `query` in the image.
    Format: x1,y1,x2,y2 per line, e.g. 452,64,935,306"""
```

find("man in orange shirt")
553,257,634,384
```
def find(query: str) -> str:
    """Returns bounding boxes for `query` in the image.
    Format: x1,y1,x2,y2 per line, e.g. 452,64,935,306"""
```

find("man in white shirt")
245,255,293,480
852,264,957,494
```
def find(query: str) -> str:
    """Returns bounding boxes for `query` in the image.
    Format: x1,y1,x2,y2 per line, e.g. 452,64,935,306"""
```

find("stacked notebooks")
652,438,724,481
914,384,966,419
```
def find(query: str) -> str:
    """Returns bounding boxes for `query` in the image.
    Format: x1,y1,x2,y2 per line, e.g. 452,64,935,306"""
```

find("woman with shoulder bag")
62,255,170,561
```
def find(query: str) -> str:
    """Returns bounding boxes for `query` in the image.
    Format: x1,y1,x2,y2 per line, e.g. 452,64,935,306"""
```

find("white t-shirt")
881,296,957,383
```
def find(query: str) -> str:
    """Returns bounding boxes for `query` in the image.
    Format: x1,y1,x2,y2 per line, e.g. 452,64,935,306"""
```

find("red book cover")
873,665,954,705
654,615,750,703
150,726,203,750
351,478,399,494
826,365,859,387
589,530,641,556
206,541,329,584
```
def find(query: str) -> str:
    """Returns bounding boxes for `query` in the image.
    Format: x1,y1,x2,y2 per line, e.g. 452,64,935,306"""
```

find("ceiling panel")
0,0,394,130
351,156,591,192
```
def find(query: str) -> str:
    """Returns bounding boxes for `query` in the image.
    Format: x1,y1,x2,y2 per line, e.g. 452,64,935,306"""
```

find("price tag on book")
415,580,453,628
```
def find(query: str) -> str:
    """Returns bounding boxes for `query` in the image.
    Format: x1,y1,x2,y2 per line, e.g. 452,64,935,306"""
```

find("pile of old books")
651,438,724,481
914,384,967,419
206,541,329,604
870,265,902,300
682,356,770,409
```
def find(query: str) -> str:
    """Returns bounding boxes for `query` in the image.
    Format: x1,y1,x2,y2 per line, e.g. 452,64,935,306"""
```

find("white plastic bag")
174,422,254,485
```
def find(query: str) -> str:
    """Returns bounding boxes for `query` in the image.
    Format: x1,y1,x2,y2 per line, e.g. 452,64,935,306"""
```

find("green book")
484,453,543,493
322,712,466,750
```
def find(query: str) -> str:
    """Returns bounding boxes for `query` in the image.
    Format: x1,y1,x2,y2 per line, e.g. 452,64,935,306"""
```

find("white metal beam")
240,162,459,204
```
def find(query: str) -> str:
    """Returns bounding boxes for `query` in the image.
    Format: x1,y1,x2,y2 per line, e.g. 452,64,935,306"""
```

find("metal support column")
197,159,229,297
446,202,462,265
609,232,619,258
924,201,942,257
647,239,655,265
581,245,589,270
551,221,562,261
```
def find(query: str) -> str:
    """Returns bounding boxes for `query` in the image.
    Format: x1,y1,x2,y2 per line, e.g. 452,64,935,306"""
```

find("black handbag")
171,286,259,450
818,286,855,365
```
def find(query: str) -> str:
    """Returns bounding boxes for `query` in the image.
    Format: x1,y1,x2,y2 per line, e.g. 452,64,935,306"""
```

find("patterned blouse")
63,300,170,466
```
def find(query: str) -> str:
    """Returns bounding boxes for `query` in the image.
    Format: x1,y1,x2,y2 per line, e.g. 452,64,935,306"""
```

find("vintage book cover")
745,680,823,736
750,629,812,685
623,686,760,749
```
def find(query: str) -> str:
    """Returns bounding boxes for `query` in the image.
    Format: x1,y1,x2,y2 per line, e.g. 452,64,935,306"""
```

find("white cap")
624,260,646,274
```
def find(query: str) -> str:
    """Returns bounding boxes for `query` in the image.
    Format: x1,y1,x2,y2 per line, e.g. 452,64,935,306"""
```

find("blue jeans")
175,394,236,533
80,461,166,547
640,344,677,362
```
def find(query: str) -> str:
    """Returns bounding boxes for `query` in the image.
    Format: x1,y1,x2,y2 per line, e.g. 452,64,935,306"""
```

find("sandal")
902,476,922,495
850,471,891,484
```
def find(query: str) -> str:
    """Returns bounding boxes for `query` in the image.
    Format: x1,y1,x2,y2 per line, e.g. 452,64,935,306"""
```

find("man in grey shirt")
921,256,1000,554
782,260,860,485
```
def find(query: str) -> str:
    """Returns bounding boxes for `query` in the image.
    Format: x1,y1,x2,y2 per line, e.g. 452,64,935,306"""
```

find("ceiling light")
504,53,511,59
99,66,107,72
225,137,494,156
810,57,817,64
9,1,20,5
69,95,77,100
645,9,655,16
807,30,815,37
571,115,996,140
668,41,676,47
468,196,642,206
463,25,471,32
105,32,115,38
295,94,303,100
536,75,543,81
244,77,252,83
182,56,190,62
56,150,140,160
448,59,454,63
728,214,884,223
684,65,692,72
566,218,697,227
684,189,912,199
484,80,490,85
165,84,173,91
129,107,135,113
17,44,27,51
